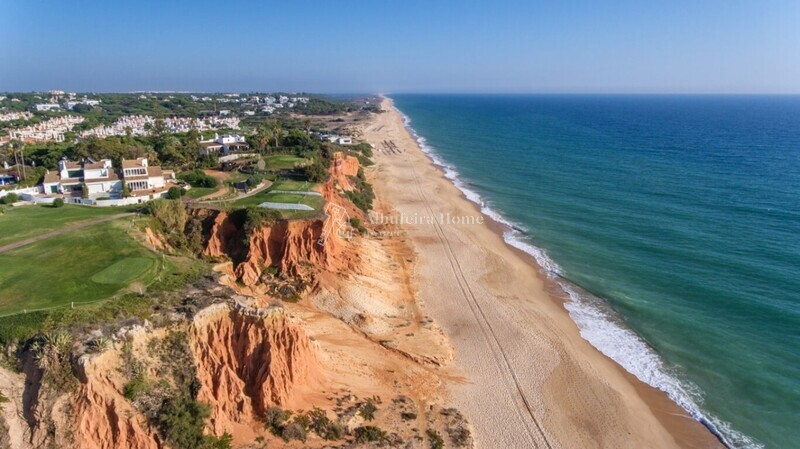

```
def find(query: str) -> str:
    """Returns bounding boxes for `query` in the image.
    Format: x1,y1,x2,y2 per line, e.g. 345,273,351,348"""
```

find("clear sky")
2,0,799,93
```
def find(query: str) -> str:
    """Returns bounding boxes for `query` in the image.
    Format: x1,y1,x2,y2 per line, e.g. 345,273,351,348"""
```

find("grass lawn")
0,204,135,247
91,257,154,284
230,186,324,210
264,154,309,171
0,220,162,316
270,179,316,191
184,186,218,199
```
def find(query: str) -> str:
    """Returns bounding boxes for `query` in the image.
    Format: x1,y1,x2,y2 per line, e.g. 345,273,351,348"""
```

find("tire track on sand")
409,164,554,449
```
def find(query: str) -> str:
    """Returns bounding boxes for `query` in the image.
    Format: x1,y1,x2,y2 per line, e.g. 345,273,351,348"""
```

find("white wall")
0,186,42,198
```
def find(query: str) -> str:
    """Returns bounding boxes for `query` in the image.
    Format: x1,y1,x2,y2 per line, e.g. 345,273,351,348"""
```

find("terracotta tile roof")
83,161,106,169
147,166,162,177
43,172,59,183
124,174,149,181
121,158,146,169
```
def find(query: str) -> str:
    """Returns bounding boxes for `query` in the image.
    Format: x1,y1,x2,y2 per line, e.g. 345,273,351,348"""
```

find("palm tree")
273,121,282,148
9,140,25,181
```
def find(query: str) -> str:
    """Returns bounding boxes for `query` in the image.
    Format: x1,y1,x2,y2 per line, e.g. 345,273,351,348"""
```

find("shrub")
358,399,377,421
352,142,373,157
264,406,292,435
52,198,64,208
304,159,329,183
245,174,263,189
426,429,444,449
157,396,210,449
0,193,19,204
234,207,282,240
349,217,366,234
123,374,149,401
86,336,111,353
166,186,185,200
307,408,343,440
345,171,375,212
203,433,233,449
354,426,387,443
178,170,218,188
147,199,187,235
449,425,472,447
280,422,307,442
401,411,417,421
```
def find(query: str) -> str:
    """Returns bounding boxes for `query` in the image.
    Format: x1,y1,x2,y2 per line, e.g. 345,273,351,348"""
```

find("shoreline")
361,97,725,448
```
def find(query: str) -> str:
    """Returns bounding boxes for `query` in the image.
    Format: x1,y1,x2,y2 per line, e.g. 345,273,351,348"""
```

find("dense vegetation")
345,168,376,211
178,169,218,188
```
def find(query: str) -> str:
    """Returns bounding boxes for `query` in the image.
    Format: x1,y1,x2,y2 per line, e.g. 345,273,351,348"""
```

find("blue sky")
1,0,799,93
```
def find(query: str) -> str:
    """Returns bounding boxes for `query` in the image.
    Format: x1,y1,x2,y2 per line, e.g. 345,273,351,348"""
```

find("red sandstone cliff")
189,304,323,438
329,152,360,191
72,352,163,449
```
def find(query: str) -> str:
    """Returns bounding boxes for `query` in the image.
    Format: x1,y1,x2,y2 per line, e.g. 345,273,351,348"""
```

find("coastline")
361,97,724,448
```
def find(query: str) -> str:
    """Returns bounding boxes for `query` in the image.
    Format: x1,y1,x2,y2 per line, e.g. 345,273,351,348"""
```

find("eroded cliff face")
329,151,360,191
195,151,363,289
189,304,323,438
199,211,347,288
72,351,163,449
0,304,323,449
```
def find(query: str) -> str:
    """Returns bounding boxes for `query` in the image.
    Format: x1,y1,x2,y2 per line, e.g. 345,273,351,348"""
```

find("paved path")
191,180,273,204
0,212,135,254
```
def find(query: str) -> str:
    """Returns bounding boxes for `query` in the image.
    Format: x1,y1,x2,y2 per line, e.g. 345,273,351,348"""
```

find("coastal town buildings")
0,112,33,122
78,115,240,139
7,116,84,143
63,98,101,110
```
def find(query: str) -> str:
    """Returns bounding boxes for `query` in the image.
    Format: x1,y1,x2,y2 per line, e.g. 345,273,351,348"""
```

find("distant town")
0,91,379,206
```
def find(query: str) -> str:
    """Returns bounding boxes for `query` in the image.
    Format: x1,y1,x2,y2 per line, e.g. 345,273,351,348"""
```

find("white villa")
34,103,62,112
199,133,248,156
121,158,168,192
42,157,174,197
323,135,353,145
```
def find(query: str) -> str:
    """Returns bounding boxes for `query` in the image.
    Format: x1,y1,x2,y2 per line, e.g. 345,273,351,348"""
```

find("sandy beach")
360,98,725,449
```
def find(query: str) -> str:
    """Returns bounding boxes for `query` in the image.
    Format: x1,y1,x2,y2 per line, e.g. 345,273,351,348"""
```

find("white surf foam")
394,100,762,449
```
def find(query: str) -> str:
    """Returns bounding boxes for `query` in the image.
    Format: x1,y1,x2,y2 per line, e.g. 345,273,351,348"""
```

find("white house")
41,157,171,197
121,158,165,193
83,159,121,195
199,133,248,156
34,103,62,112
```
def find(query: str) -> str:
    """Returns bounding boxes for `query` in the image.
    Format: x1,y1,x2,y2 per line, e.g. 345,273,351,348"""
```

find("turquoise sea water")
391,94,800,449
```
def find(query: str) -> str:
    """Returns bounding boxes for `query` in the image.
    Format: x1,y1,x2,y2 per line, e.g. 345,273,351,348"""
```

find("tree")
304,159,329,183
272,121,282,148
166,186,185,200
81,184,89,199
121,180,131,198
52,198,65,208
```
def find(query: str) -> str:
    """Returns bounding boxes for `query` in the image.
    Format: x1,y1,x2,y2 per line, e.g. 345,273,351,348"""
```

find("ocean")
391,94,800,449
